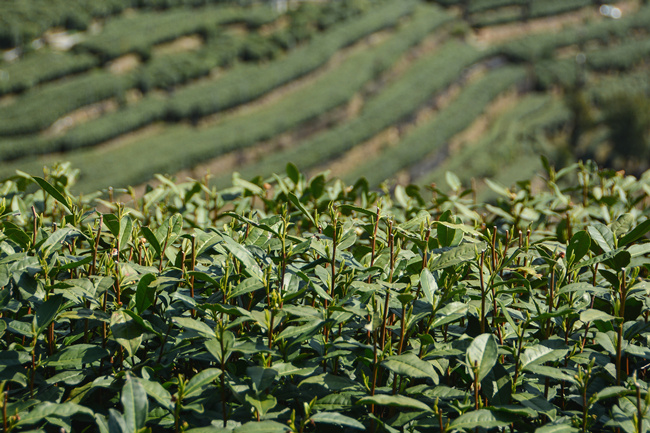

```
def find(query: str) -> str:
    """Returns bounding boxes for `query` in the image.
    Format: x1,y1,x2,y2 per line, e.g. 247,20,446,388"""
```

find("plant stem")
379,221,394,350
2,390,7,433
616,268,627,385
190,235,196,318
478,251,485,334
31,206,38,247
91,215,102,276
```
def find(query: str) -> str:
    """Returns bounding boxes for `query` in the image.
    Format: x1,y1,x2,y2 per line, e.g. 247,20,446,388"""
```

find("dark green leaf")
122,375,148,432
449,409,512,431
466,334,498,383
135,273,156,314
357,394,432,412
310,412,365,430
566,231,590,267
45,345,108,368
33,177,72,213
381,353,439,383
34,294,63,334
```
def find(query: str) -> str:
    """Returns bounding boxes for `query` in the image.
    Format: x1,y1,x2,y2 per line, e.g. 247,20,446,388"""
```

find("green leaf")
248,366,278,394
286,163,300,185
450,409,512,431
299,373,359,391
40,227,77,258
588,223,615,252
288,192,316,226
232,175,264,196
580,309,615,323
46,344,108,368
523,365,577,384
381,353,439,384
228,277,264,300
103,213,121,240
141,226,161,257
108,408,127,433
535,424,579,433
566,231,590,267
118,215,133,251
357,394,432,412
33,176,72,213
520,345,568,368
122,375,148,432
135,273,156,314
619,219,650,246
245,393,277,417
110,311,144,358
34,294,63,334
338,204,378,218
276,320,324,344
420,268,437,306
233,421,289,433
174,316,215,339
2,222,31,249
466,334,498,383
594,386,634,402
484,178,511,198
437,210,462,247
611,213,634,238
16,402,93,427
431,242,487,271
205,331,235,364
222,236,263,282
138,378,173,412
310,412,365,430
184,368,221,399
445,171,461,191
430,302,468,328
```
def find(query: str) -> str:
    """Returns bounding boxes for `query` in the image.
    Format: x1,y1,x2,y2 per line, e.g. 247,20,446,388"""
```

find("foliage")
601,91,650,170
417,94,571,188
225,38,485,187
0,3,450,192
164,0,419,121
75,5,278,62
0,70,134,136
344,66,526,186
0,51,98,96
0,0,239,50
2,160,650,432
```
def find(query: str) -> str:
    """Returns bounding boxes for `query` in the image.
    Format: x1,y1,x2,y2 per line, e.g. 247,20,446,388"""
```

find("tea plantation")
0,0,648,194
1,161,650,432
1,2,650,430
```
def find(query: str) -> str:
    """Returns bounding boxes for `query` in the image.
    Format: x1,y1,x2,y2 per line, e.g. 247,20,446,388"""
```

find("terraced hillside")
0,0,649,195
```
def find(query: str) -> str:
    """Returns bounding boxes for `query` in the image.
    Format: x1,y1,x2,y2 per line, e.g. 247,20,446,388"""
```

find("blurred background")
0,0,648,195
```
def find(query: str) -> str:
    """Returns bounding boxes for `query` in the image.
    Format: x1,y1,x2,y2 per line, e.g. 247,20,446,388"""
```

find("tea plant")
1,160,650,432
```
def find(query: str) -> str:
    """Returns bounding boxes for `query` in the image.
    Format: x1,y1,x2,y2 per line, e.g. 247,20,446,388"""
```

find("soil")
152,35,203,56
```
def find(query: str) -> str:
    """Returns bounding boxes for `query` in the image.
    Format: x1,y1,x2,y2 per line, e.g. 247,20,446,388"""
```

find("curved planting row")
0,0,236,50
75,4,279,62
0,0,412,141
342,66,527,187
415,94,570,188
0,3,451,193
0,0,371,97
499,5,650,62
217,40,488,187
1,161,650,432
0,50,98,96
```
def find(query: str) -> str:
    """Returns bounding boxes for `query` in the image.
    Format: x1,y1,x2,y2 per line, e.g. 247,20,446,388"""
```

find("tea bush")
1,160,650,432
